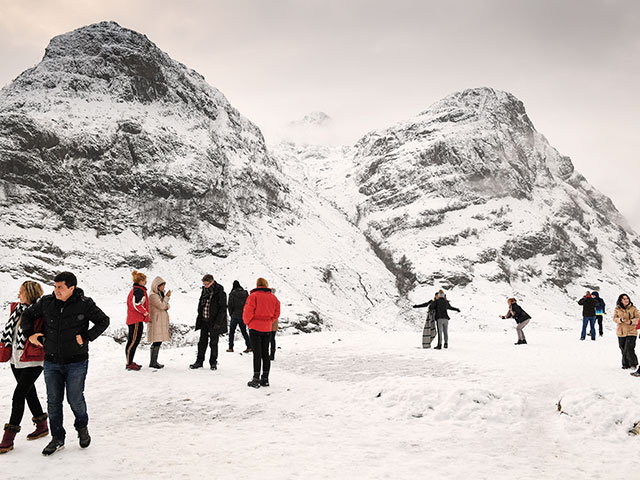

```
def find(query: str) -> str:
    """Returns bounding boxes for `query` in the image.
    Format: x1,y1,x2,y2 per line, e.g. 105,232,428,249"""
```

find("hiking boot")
42,437,64,456
189,361,203,369
434,345,442,350
0,424,20,454
247,378,261,388
126,363,141,371
27,413,48,441
226,348,234,353
210,364,217,371
243,348,252,353
77,427,90,448
260,377,270,387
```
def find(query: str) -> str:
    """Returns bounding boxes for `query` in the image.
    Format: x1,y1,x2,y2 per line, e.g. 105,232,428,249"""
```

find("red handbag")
0,343,11,362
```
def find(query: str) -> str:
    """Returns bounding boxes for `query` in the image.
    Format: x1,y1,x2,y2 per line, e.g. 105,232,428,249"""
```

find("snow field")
2,322,639,479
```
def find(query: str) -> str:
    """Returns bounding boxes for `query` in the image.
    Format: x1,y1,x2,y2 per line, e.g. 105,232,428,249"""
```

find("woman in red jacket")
243,278,280,388
125,270,149,371
0,281,47,454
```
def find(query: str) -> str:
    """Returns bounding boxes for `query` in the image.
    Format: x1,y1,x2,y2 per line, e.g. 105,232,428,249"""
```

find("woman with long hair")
243,278,280,388
0,281,48,453
614,294,640,373
125,270,149,371
500,298,532,345
147,276,171,369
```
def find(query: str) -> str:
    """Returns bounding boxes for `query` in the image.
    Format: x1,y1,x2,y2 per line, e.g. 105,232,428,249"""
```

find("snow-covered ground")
2,317,640,479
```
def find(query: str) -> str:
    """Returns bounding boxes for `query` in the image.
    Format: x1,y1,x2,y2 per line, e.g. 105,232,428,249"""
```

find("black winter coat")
578,296,599,317
21,288,110,364
196,282,228,334
506,303,531,324
228,288,249,319
433,297,460,320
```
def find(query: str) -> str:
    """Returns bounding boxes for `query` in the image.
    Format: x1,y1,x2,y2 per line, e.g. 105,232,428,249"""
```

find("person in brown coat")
614,294,640,375
147,276,171,369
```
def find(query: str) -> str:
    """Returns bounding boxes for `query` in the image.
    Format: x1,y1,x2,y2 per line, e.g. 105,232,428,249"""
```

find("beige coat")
613,304,640,337
147,276,171,343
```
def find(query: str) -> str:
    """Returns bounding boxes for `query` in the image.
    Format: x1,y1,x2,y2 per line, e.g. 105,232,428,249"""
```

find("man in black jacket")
578,291,599,341
433,294,460,350
22,271,109,456
227,280,250,353
190,274,228,370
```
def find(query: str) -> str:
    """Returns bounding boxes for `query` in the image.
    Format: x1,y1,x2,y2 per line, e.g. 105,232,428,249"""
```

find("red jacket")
11,303,45,362
126,285,149,325
243,288,280,332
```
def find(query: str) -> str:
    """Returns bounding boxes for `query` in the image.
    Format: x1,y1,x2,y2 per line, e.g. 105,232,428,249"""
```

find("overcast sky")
1,0,638,229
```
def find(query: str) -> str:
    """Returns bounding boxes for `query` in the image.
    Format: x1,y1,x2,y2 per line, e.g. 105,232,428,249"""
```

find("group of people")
122,271,280,374
0,270,280,457
414,291,530,347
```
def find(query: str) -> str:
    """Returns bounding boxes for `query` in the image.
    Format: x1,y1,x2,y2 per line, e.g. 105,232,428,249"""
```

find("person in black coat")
21,271,109,456
227,280,251,353
500,298,532,345
190,274,227,370
432,294,460,349
578,291,599,341
413,292,439,348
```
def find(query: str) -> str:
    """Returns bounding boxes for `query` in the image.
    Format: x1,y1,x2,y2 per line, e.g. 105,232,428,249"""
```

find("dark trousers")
618,336,638,368
125,322,144,365
249,329,271,379
229,317,250,350
269,331,277,358
9,364,44,426
596,315,603,335
197,329,219,366
152,342,162,347
44,360,88,440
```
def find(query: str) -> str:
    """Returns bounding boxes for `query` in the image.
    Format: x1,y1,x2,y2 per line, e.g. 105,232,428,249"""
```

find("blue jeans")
581,317,596,340
44,360,89,439
229,317,250,350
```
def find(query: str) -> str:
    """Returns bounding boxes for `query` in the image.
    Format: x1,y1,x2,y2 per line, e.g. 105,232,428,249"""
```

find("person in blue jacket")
589,291,606,337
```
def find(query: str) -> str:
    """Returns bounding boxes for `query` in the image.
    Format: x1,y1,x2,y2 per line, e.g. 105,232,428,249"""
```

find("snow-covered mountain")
277,88,640,320
1,22,638,332
0,21,398,331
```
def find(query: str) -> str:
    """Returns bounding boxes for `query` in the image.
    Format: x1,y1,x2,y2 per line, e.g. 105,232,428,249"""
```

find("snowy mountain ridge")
0,22,638,333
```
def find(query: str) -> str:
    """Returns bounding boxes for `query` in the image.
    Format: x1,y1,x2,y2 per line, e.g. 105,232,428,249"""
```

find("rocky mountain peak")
419,87,535,134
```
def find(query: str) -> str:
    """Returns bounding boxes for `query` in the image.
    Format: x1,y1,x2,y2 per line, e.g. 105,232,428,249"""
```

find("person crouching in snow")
413,292,439,348
500,298,531,345
613,294,640,373
147,277,171,369
243,278,280,388
125,270,149,371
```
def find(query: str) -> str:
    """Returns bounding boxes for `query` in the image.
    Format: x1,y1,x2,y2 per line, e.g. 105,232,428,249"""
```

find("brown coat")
613,304,640,337
147,276,171,343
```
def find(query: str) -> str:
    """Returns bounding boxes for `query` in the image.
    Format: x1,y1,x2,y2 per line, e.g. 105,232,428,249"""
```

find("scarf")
1,303,26,350
200,286,214,320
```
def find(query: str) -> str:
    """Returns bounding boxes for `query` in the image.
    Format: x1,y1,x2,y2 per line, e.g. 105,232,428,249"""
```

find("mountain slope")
0,22,398,331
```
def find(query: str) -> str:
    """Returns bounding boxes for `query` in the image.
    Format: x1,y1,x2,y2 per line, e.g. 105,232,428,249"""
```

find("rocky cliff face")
298,88,640,314
0,22,398,332
0,21,285,245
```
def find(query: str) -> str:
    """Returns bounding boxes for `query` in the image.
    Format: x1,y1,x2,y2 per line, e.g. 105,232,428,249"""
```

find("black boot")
150,345,164,369
515,340,523,345
189,361,203,369
260,372,270,387
77,427,91,448
42,437,64,456
248,376,261,388
434,344,442,350
521,339,527,345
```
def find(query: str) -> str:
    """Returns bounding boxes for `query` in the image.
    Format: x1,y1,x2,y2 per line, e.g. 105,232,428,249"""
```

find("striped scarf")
1,303,26,350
